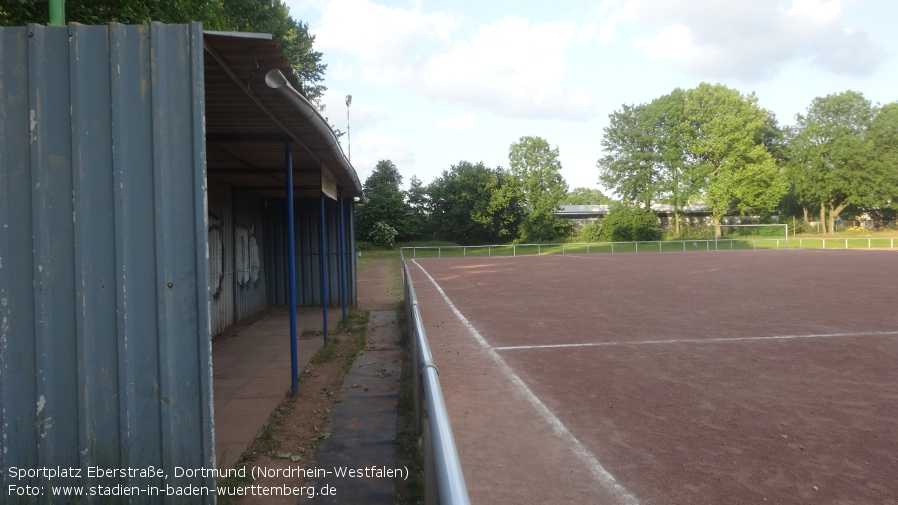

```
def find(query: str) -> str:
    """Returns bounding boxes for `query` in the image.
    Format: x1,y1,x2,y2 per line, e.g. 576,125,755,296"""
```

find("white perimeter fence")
401,237,898,259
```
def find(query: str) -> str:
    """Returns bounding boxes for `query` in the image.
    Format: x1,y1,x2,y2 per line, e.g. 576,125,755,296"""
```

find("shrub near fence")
401,237,898,258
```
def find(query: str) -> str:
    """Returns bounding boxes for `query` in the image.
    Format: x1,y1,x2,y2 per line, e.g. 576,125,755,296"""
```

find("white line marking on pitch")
494,331,898,351
413,259,640,505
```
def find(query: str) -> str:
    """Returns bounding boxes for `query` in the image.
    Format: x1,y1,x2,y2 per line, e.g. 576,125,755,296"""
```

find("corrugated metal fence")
0,23,214,502
264,198,356,307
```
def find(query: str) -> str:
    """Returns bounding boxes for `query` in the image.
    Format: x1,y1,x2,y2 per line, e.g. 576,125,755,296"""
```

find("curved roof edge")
203,30,365,202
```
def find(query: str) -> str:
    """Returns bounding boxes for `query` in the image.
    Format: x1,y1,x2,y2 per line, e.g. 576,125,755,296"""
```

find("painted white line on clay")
494,330,898,351
412,259,640,505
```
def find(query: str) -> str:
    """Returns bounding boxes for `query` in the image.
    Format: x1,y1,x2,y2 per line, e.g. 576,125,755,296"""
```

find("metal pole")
345,95,352,162
320,195,329,345
49,0,65,26
285,144,299,397
339,191,347,324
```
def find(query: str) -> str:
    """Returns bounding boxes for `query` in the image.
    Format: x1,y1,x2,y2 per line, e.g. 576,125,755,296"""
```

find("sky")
284,0,898,194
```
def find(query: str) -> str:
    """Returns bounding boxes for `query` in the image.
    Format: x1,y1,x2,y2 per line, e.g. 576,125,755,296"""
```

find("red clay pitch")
408,250,898,505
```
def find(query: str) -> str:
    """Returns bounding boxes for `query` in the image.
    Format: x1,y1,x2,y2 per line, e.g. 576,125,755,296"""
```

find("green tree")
682,83,786,233
786,91,888,234
598,103,661,209
647,89,703,235
1,0,326,103
427,161,523,245
598,89,702,235
217,0,325,102
508,136,569,242
1,0,224,27
563,187,614,205
405,175,429,230
867,102,898,222
356,160,417,242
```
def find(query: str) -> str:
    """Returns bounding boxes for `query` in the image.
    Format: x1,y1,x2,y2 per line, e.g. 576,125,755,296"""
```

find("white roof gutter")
264,69,366,203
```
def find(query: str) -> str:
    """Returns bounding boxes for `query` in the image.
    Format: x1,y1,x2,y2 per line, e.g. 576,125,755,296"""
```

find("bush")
520,211,572,243
599,204,660,242
578,222,603,242
368,221,398,248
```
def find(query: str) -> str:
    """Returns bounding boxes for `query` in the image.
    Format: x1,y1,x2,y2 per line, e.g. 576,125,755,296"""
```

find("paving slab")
300,310,403,504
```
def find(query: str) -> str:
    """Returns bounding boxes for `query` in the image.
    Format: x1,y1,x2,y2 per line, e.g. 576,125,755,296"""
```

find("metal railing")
401,254,471,505
401,237,898,258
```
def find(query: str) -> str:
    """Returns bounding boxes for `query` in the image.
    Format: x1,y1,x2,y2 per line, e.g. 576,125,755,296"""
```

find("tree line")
356,137,618,247
598,84,897,235
359,84,897,246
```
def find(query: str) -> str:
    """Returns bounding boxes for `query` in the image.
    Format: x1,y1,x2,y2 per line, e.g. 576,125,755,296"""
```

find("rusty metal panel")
0,22,213,502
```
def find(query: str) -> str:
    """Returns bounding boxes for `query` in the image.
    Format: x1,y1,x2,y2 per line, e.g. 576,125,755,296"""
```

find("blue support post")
285,144,299,397
320,194,329,345
339,190,347,324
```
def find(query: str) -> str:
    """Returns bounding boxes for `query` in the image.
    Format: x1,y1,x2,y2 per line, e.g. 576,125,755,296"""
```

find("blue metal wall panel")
234,190,268,322
29,22,81,472
0,22,213,503
208,179,235,336
69,23,122,478
0,24,39,478
263,198,358,307
207,183,268,336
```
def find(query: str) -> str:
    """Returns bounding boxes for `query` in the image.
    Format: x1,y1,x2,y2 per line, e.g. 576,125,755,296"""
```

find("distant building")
557,204,714,230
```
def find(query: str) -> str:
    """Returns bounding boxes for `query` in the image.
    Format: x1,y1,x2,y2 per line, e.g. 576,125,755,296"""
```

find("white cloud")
419,16,597,120
602,0,886,80
314,0,456,84
781,0,840,25
320,88,389,134
434,115,478,132
592,0,637,44
312,2,597,121
634,24,694,61
353,134,415,177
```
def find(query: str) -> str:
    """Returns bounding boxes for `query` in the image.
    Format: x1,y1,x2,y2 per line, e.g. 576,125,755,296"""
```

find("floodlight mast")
345,94,352,162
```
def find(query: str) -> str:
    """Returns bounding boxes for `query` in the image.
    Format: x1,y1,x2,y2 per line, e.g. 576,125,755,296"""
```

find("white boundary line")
412,259,640,505
494,331,898,351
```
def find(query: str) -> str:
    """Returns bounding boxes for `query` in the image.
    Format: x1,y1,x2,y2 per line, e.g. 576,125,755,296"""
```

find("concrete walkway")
212,256,403,484
212,308,341,470
300,310,403,504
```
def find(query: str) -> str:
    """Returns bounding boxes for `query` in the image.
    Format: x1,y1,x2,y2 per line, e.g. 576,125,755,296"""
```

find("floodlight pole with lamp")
345,94,352,162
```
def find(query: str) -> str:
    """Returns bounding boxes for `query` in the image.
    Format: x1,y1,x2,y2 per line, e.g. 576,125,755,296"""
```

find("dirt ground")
408,250,898,505
224,257,403,505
